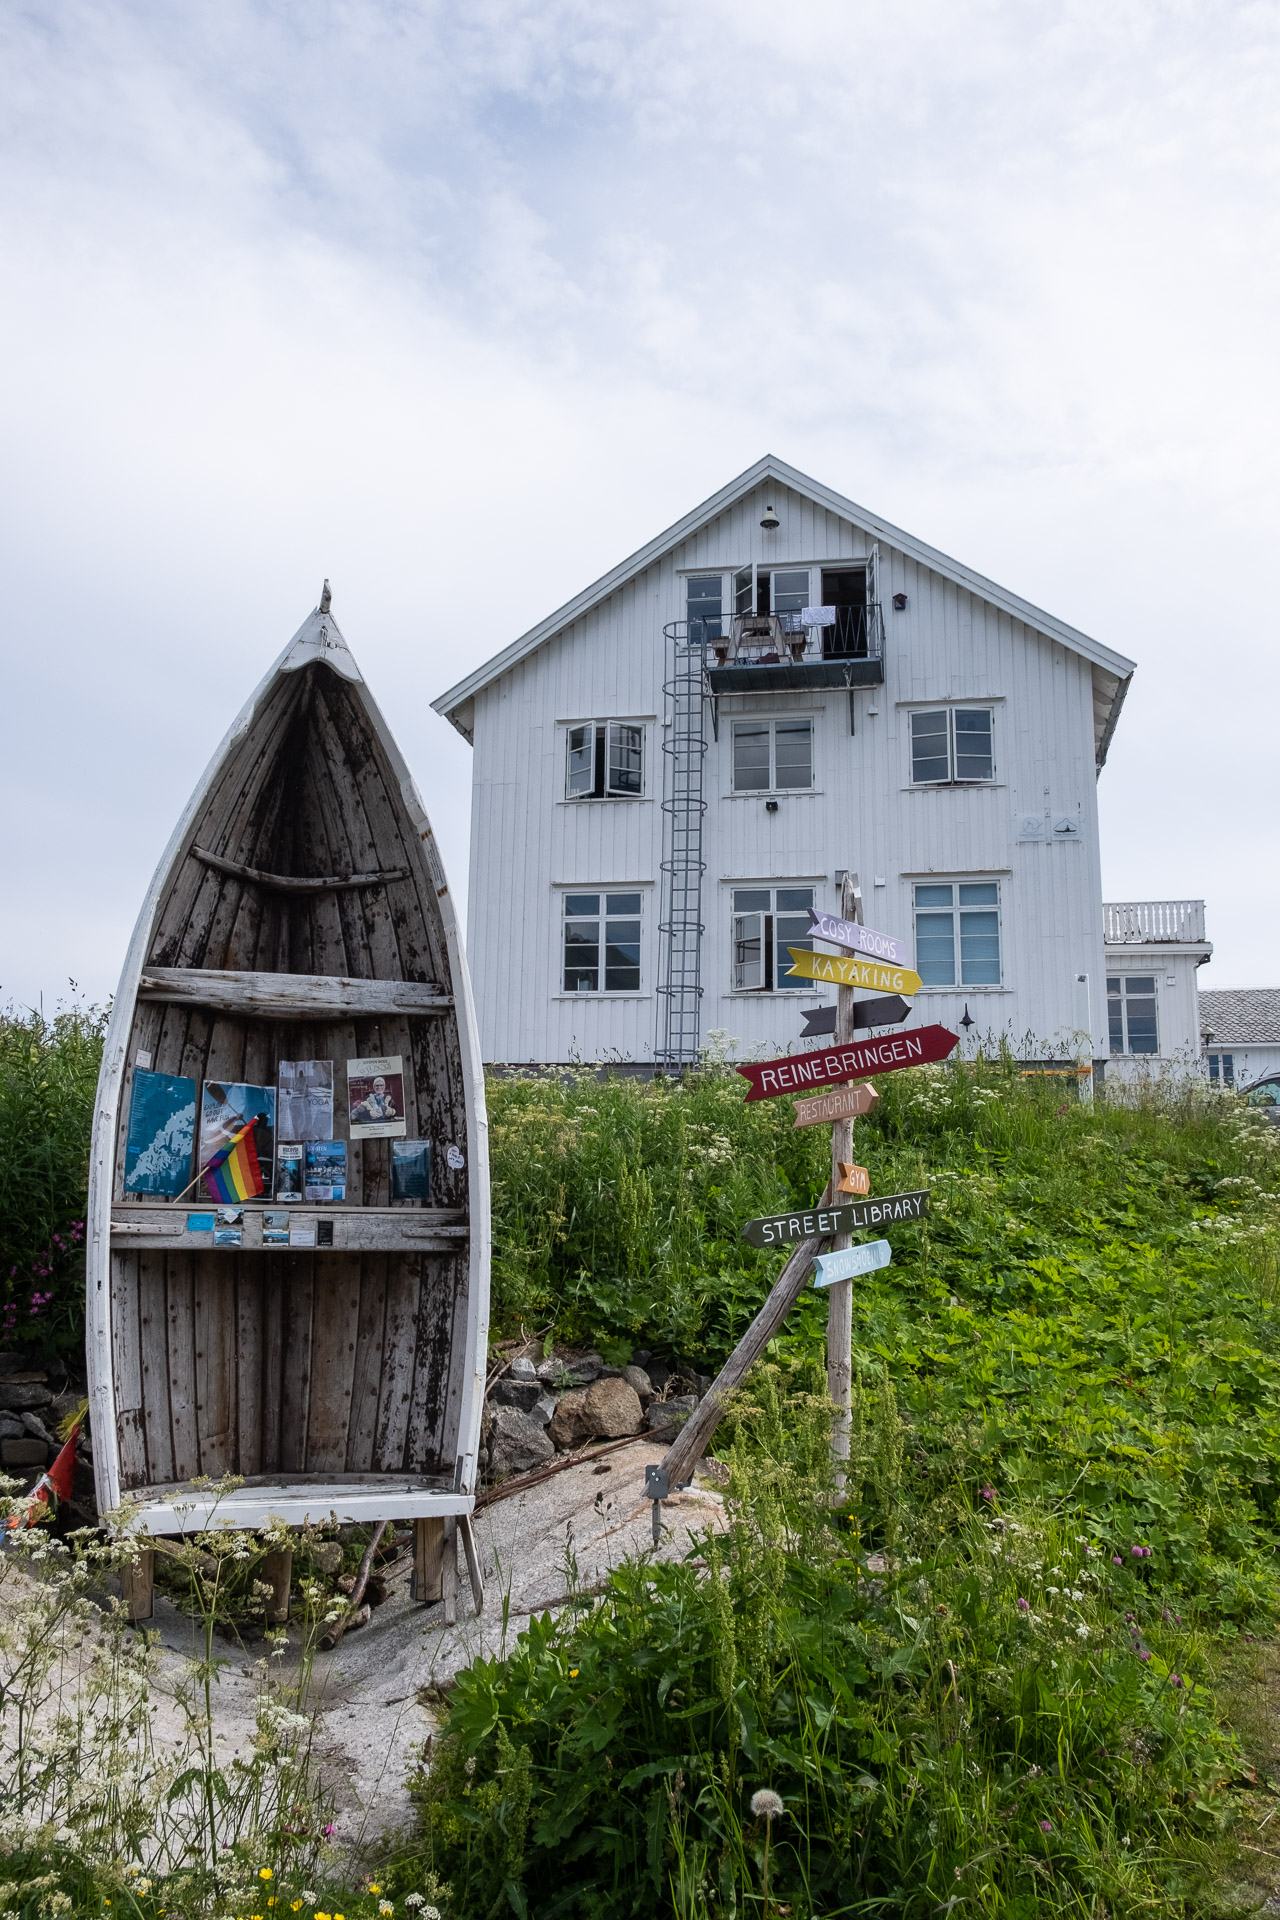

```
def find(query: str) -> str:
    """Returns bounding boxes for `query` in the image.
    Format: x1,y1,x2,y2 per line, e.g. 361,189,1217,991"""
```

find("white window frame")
564,721,646,801
1107,973,1160,1057
560,889,645,995
685,574,726,641
912,878,1003,988
1207,1052,1235,1086
908,706,997,786
730,716,816,794
729,883,818,992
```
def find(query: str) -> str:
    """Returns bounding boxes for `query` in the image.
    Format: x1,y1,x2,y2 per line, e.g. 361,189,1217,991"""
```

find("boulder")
646,1358,671,1393
538,1352,603,1389
0,1355,45,1378
490,1376,542,1414
647,1394,698,1431
548,1388,594,1450
21,1412,57,1446
1,1438,47,1466
510,1355,539,1382
528,1391,558,1428
0,1383,53,1412
622,1364,653,1403
583,1376,643,1439
488,1405,555,1477
0,1412,24,1440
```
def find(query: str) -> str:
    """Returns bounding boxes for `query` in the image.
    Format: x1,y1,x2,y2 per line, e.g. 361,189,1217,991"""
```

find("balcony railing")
669,604,886,693
1104,900,1207,945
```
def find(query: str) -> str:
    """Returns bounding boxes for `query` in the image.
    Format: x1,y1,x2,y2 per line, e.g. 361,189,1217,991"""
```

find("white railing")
1104,900,1206,945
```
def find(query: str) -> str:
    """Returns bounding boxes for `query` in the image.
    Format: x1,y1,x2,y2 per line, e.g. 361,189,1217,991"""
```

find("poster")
276,1143,304,1201
346,1055,407,1140
277,1060,334,1142
262,1211,290,1245
304,1140,347,1202
391,1140,432,1201
123,1070,197,1196
199,1082,277,1196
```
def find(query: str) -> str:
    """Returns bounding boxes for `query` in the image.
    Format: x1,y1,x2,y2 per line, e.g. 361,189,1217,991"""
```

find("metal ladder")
656,621,707,1067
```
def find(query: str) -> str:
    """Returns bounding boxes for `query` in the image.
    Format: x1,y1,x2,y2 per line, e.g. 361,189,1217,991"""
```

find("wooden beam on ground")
136,967,451,1020
413,1516,445,1604
122,1548,155,1622
261,1546,292,1624
657,1184,835,1492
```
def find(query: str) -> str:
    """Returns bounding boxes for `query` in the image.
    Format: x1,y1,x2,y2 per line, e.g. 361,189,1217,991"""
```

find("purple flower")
322,1822,336,1838
1017,1597,1030,1612
1247,1634,1255,1643
1171,1673,1183,1688
1112,1555,1123,1566
1138,1650,1151,1663
1131,1546,1142,1558
1124,1611,1135,1622
980,1486,996,1502
1040,1819,1052,1831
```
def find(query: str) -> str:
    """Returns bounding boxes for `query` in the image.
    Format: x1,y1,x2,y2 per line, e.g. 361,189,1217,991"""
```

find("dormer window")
566,722,644,799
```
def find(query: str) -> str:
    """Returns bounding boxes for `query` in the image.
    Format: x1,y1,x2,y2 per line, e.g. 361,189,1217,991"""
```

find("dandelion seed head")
751,1788,784,1820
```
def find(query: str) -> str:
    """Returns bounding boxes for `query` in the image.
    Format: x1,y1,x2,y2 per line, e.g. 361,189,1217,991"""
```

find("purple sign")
809,909,909,967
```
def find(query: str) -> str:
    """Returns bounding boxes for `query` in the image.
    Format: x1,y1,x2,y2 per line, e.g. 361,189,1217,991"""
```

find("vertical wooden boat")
86,593,489,1540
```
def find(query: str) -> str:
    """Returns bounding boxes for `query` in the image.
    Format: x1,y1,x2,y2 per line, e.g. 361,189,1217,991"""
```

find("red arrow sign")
735,1024,959,1103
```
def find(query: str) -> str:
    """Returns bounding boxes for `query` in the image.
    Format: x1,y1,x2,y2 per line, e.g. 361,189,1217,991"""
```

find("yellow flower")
369,1889,381,1897
261,1871,274,1882
569,1668,579,1677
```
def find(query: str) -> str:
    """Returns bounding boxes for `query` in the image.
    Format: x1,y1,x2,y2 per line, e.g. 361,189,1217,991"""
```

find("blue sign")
812,1239,892,1287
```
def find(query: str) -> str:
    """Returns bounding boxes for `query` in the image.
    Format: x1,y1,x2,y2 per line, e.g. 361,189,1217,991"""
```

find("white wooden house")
433,457,1206,1075
1197,990,1280,1094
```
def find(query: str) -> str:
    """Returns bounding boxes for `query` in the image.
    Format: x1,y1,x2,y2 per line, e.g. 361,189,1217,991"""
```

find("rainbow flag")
202,1117,265,1203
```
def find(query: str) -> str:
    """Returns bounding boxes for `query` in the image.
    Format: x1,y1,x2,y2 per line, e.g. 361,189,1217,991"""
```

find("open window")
566,722,645,799
731,885,815,990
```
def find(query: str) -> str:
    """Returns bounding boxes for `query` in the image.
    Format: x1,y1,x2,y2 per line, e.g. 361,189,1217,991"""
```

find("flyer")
391,1140,432,1201
198,1082,276,1197
262,1211,291,1245
276,1143,304,1201
123,1070,197,1197
346,1055,407,1140
304,1140,347,1202
277,1060,334,1142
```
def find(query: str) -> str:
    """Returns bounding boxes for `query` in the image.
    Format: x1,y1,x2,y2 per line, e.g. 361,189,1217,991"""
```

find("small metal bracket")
646,1462,670,1546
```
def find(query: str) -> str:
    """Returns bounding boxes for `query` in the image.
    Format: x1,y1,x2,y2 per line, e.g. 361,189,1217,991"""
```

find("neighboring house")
1102,901,1213,1082
432,456,1206,1072
1197,989,1280,1092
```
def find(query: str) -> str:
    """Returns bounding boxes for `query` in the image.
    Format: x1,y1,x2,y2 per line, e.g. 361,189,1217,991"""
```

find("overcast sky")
2,0,1277,1015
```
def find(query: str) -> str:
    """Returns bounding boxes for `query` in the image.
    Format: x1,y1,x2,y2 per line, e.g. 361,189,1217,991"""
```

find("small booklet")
262,1210,291,1245
276,1143,304,1200
304,1140,347,1202
391,1140,432,1201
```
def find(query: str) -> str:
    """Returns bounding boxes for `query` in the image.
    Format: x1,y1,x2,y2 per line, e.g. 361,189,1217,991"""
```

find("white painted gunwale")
86,605,491,1533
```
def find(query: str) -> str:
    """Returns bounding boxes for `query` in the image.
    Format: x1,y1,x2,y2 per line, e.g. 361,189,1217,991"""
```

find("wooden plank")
137,968,451,1019
260,1259,285,1473
193,1256,236,1475
111,1206,466,1253
442,1515,458,1627
261,1546,292,1623
137,1252,175,1486
236,1260,263,1477
110,1251,148,1487
373,1257,422,1472
305,1256,362,1472
122,1549,155,1622
413,1516,445,1603
280,1255,316,1472
346,1259,388,1472
192,845,410,893
166,1253,199,1482
404,1251,460,1474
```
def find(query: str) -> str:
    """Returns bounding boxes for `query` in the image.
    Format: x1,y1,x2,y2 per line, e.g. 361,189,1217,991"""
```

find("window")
914,881,1001,986
1108,975,1159,1055
566,722,644,799
686,576,723,641
1207,1053,1235,1086
909,708,995,784
731,886,815,991
731,718,813,792
562,893,642,992
771,570,810,613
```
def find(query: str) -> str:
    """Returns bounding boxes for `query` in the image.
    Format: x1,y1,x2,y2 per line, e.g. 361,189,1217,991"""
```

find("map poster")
277,1060,334,1142
346,1055,407,1140
304,1140,347,1202
123,1069,197,1196
391,1140,432,1201
198,1081,277,1196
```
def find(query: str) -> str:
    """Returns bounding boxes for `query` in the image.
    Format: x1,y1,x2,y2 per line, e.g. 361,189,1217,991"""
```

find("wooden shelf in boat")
111,1204,469,1252
137,966,453,1020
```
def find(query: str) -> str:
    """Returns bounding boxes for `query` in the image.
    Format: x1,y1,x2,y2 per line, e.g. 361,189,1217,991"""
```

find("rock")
0,1412,24,1440
647,1394,697,1430
0,1355,46,1377
548,1388,594,1450
0,1384,53,1412
21,1412,57,1446
528,1391,558,1428
510,1355,539,1382
490,1376,542,1414
632,1348,653,1368
538,1352,603,1389
623,1364,653,1402
488,1405,555,1476
646,1359,671,1393
582,1376,643,1439
310,1541,344,1576
1,1438,48,1466
597,1365,624,1379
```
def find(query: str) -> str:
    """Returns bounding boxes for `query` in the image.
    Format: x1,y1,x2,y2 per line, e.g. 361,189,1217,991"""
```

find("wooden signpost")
786,948,924,995
836,1162,870,1194
740,1188,930,1247
735,1025,958,1102
793,1084,879,1128
799,994,911,1038
808,910,910,966
813,1239,891,1286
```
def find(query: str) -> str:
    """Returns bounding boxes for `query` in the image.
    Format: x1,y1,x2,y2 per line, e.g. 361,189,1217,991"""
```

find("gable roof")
432,455,1137,761
1198,989,1280,1046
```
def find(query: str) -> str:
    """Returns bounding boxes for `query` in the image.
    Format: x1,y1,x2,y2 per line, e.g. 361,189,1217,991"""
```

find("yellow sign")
785,947,923,996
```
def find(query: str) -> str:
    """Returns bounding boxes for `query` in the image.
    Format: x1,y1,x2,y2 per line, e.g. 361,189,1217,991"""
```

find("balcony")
1104,900,1207,945
672,606,885,693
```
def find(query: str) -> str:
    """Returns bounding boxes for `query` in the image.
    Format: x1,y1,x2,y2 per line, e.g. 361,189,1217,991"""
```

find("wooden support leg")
123,1548,155,1623
412,1517,445,1605
261,1546,292,1624
459,1512,484,1617
442,1516,458,1627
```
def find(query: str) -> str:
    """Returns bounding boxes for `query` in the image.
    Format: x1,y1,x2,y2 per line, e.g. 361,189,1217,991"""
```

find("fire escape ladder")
656,622,708,1069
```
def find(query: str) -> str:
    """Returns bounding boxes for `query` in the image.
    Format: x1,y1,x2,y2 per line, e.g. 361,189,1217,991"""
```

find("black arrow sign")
799,994,912,1038
741,1188,931,1248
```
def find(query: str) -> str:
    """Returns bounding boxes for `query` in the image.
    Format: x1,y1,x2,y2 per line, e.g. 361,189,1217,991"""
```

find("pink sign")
808,909,909,967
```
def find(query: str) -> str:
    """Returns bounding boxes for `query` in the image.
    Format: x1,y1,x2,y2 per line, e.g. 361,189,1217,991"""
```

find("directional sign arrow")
799,994,912,1038
741,1188,930,1249
786,947,924,997
808,909,909,967
813,1239,891,1287
736,1026,958,1103
792,1085,880,1128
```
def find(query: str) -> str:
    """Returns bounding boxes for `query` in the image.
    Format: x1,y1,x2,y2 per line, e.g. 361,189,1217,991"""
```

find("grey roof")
431,455,1137,754
1198,989,1280,1045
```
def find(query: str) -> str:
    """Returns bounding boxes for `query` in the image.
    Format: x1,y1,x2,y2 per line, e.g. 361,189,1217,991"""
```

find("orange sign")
791,1085,880,1129
836,1162,870,1195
